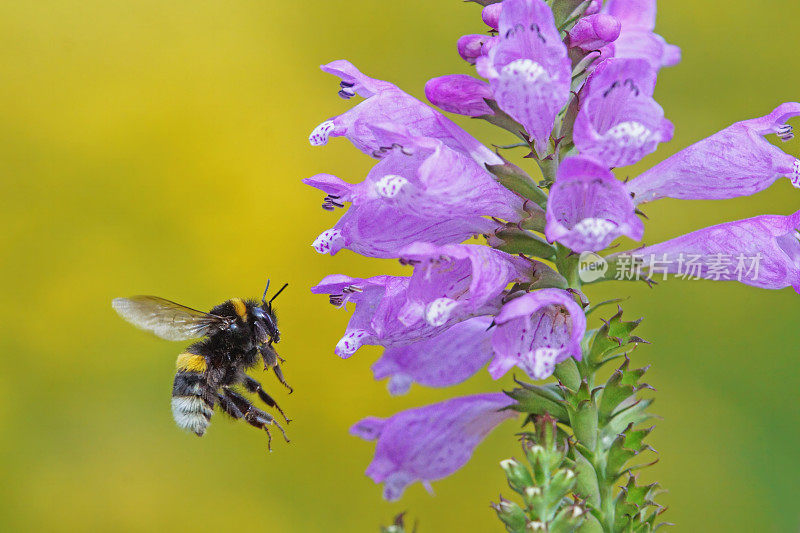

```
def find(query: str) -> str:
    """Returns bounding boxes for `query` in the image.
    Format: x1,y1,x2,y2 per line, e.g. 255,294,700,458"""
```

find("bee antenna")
261,279,271,304
268,283,289,306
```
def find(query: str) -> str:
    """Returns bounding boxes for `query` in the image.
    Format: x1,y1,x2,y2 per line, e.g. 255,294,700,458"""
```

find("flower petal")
398,243,534,326
476,0,571,153
574,58,673,167
601,0,680,70
627,103,800,203
617,210,800,292
545,156,644,252
490,289,587,380
425,74,494,117
371,316,494,395
311,60,500,165
351,393,516,501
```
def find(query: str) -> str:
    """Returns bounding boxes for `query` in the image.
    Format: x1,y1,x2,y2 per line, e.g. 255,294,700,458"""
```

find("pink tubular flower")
350,393,516,501
545,156,644,252
489,289,587,380
476,0,571,154
309,60,500,166
627,102,800,204
617,211,800,293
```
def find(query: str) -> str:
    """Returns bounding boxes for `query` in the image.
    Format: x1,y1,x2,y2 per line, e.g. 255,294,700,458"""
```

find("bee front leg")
259,344,293,393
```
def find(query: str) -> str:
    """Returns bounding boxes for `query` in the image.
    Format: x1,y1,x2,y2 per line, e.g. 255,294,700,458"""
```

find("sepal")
586,307,647,368
613,474,668,532
486,160,549,207
598,357,652,422
489,225,557,259
505,380,569,421
492,497,528,531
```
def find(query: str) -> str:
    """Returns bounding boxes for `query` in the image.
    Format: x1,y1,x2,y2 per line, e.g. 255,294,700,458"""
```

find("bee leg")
242,375,291,423
222,387,289,452
217,391,245,419
260,343,278,371
272,364,293,394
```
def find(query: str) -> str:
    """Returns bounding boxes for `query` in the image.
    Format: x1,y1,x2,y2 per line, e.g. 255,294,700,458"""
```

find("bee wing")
111,296,233,341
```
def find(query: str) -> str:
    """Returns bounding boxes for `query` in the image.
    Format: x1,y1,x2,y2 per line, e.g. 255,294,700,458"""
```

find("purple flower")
545,156,644,252
305,171,500,259
311,242,532,357
371,316,494,395
601,0,680,70
309,206,495,259
350,393,516,501
489,289,587,380
627,102,800,204
573,58,673,167
619,210,800,293
311,274,409,357
398,242,534,328
425,74,494,118
568,14,621,52
476,0,571,154
309,60,500,165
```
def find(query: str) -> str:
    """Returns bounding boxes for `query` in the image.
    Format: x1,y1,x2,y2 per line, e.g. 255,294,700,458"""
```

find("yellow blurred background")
1,1,798,531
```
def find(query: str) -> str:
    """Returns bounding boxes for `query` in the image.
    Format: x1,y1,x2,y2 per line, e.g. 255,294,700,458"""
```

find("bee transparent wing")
112,296,233,341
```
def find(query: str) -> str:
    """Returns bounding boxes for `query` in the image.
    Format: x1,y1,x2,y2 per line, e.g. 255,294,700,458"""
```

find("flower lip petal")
545,156,644,252
494,288,584,325
321,59,393,98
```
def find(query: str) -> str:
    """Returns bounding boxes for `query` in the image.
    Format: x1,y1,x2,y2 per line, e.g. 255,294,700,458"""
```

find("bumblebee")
112,281,291,451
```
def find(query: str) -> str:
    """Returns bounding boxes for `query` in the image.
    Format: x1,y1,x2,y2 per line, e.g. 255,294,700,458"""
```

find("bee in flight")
112,281,291,451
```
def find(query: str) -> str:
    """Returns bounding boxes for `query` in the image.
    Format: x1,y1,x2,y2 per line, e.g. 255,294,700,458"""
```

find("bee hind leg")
221,387,289,452
242,375,291,423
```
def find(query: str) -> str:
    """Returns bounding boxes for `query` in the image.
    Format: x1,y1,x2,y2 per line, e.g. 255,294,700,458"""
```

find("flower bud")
501,458,534,493
549,504,587,530
548,468,577,502
522,486,543,509
481,3,501,30
424,75,493,117
568,14,621,51
492,498,527,530
457,34,490,64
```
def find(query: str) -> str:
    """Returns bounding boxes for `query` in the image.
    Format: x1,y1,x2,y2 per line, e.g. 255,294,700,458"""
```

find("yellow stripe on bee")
175,353,207,373
231,298,248,321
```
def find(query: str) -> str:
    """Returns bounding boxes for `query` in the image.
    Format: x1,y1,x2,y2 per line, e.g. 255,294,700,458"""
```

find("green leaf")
572,448,600,507
477,99,529,141
599,399,654,449
586,307,647,368
485,160,549,207
554,358,581,391
505,387,569,421
490,226,556,259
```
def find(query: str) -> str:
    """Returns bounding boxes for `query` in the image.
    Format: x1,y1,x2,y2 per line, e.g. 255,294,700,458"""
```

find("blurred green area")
0,1,798,531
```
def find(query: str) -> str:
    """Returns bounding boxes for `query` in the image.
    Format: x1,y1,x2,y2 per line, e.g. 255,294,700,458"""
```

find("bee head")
254,280,287,344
